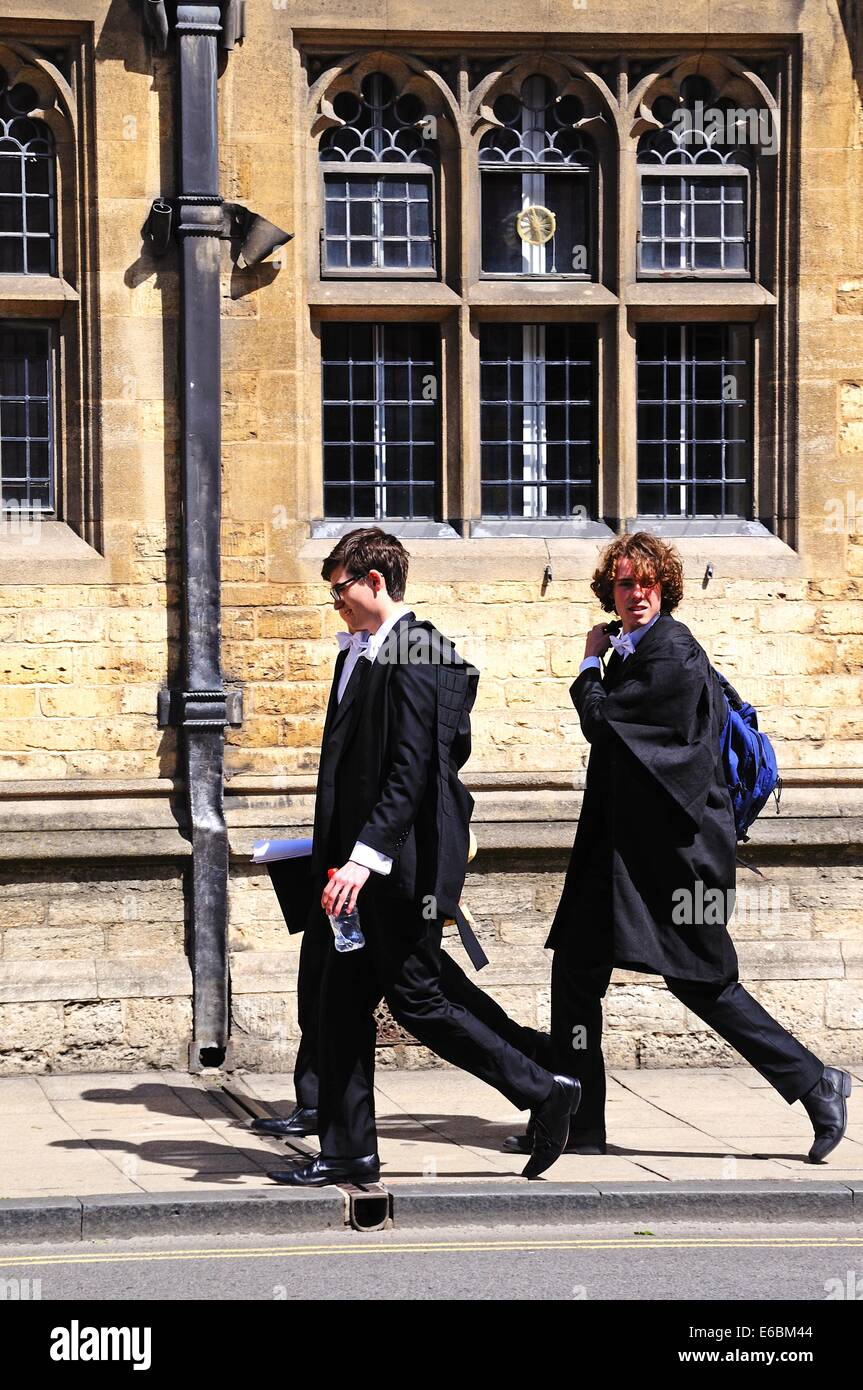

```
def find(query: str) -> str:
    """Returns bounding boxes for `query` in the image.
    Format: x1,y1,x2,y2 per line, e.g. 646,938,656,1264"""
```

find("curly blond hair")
590,531,684,614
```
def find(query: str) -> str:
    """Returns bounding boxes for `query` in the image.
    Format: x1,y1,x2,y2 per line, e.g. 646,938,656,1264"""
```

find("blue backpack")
712,669,782,844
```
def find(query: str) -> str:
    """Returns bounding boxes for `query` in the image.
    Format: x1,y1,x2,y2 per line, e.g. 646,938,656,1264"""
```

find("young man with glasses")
265,526,579,1186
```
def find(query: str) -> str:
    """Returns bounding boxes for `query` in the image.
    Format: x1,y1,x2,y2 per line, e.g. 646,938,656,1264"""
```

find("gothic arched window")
479,74,595,277
0,69,56,275
319,72,438,273
637,74,758,276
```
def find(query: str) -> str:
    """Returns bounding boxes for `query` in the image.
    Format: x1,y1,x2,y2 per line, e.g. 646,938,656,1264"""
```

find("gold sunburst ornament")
515,204,557,245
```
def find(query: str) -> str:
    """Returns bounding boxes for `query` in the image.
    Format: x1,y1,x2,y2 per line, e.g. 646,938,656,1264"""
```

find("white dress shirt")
334,605,411,876
578,610,661,675
336,628,370,702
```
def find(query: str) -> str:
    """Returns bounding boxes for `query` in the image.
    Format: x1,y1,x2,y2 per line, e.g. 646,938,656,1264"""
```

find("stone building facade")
0,1,862,1074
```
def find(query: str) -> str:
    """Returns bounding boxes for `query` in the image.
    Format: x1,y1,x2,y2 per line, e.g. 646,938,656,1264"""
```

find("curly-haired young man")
505,531,851,1164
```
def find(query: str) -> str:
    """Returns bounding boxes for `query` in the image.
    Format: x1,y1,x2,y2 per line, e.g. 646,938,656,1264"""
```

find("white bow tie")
609,631,636,659
336,630,370,654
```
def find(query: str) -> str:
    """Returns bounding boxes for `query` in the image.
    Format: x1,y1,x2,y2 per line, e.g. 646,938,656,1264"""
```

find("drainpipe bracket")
158,687,244,729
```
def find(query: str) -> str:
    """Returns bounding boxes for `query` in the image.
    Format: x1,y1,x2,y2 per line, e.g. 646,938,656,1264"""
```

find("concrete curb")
389,1180,863,1226
0,1180,861,1242
0,1190,346,1243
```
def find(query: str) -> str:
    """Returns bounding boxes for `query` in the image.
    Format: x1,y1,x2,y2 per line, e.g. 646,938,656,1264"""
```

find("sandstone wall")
0,3,860,1072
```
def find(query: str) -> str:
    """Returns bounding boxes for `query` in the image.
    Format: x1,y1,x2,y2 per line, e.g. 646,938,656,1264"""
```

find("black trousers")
293,910,546,1111
314,900,554,1157
550,939,825,1133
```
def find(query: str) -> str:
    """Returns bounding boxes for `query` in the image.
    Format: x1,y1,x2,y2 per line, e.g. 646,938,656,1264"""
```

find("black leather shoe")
522,1076,582,1180
801,1066,852,1163
250,1106,318,1137
503,1125,606,1156
267,1154,380,1187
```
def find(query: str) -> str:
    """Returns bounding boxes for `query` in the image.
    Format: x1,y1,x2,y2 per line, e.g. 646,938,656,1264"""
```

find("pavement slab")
0,1066,860,1232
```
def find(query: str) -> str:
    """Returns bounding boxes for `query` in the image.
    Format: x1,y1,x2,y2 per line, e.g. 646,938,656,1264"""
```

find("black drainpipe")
154,2,243,1070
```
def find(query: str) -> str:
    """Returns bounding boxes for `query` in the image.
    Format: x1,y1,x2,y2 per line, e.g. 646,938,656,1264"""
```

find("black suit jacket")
311,612,479,924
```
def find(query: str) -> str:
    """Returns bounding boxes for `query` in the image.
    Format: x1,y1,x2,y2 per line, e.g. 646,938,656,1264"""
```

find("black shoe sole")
267,1170,381,1187
503,1135,607,1156
251,1125,318,1137
250,1115,319,1137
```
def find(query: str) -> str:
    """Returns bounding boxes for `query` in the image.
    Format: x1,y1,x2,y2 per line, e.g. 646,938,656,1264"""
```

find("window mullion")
374,323,386,519
521,324,548,519
679,325,688,517
522,78,546,276
373,176,383,270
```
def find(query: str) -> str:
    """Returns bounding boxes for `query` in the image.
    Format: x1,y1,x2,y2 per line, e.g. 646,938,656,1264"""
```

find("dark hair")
321,527,410,602
590,531,684,614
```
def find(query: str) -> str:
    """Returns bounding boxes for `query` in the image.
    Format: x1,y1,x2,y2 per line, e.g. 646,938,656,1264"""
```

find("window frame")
0,118,57,277
0,33,101,570
478,162,596,281
0,316,57,515
320,319,443,524
635,320,753,521
300,47,793,545
478,320,599,520
637,164,753,280
318,159,439,280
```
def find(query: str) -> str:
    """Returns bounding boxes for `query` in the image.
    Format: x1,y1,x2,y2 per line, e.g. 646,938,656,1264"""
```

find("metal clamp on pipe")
143,198,174,256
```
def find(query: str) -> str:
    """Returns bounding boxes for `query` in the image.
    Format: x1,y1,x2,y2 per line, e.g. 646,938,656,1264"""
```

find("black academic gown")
309,613,486,961
312,613,554,1152
546,612,739,985
269,615,536,1113
268,616,478,933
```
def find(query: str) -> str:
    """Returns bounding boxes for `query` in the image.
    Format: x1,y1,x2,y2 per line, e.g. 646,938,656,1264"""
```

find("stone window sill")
297,528,801,581
0,519,107,583
0,275,80,317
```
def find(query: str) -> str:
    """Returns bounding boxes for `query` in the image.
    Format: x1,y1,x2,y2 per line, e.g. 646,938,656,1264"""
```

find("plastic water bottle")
326,868,365,953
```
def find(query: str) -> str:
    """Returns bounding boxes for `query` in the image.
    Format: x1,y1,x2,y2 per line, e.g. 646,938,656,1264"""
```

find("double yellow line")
2,1233,862,1268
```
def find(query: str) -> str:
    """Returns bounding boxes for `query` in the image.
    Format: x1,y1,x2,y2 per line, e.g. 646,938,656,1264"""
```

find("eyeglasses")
328,572,368,603
615,576,658,591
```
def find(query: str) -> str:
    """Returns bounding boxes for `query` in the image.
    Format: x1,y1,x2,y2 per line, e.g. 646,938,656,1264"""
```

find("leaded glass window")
637,323,751,517
322,323,439,518
480,323,596,517
479,75,594,276
0,323,53,512
319,73,437,273
638,77,754,276
0,70,56,275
